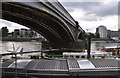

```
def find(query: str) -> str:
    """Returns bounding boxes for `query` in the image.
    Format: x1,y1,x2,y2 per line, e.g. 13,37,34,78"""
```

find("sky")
0,19,28,32
0,0,119,33
59,0,119,33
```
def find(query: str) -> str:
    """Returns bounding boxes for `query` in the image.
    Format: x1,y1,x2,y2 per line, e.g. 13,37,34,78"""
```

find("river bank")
0,37,43,42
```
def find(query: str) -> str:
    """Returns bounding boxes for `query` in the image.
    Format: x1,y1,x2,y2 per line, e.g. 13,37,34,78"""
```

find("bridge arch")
1,2,76,45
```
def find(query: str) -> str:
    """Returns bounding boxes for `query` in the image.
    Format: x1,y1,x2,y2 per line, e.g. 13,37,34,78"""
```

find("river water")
0,41,120,59
0,41,42,59
91,41,120,51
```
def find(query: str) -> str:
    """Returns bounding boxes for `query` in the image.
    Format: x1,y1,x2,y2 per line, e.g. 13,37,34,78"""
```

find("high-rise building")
96,25,107,38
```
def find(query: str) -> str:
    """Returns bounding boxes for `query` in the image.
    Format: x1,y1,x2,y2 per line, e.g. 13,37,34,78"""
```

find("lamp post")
87,33,91,59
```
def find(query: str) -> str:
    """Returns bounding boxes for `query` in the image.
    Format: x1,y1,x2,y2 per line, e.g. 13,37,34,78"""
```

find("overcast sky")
59,0,119,33
0,0,119,33
0,19,28,32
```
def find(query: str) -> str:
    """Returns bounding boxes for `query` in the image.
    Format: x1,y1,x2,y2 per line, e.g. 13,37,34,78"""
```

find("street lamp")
86,33,91,59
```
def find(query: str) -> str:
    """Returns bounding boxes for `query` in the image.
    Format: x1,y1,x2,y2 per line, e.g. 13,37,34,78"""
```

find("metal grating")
8,59,32,68
2,59,15,68
33,59,68,70
89,59,120,68
67,59,80,69
25,59,39,69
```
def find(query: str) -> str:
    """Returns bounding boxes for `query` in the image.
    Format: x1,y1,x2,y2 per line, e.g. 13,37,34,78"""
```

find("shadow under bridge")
1,0,85,48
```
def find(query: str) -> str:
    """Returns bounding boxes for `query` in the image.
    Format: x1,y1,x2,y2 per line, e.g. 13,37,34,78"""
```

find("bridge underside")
1,2,78,47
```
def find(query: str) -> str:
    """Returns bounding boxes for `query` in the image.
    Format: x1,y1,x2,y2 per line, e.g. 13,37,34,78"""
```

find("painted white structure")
77,60,95,69
63,51,110,59
96,25,107,38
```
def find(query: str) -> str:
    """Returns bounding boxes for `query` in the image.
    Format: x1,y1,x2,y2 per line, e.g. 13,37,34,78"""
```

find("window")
76,56,80,58
81,56,85,58
64,55,68,58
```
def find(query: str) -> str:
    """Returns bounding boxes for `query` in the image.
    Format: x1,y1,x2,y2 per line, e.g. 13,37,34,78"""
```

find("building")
13,29,20,37
20,28,28,37
12,28,42,38
28,29,37,38
96,25,107,38
107,29,120,41
118,29,120,40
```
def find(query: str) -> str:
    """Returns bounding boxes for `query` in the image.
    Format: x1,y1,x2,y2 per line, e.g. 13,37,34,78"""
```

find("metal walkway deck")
1,58,120,78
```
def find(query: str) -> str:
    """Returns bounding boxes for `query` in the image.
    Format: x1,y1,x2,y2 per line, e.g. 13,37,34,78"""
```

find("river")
0,41,42,59
0,41,120,59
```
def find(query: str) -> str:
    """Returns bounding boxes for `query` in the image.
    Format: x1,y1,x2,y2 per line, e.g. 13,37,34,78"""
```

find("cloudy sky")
0,19,28,32
0,0,119,33
59,0,119,33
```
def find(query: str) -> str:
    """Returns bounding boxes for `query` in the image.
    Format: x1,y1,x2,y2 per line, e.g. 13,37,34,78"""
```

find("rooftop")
2,58,120,77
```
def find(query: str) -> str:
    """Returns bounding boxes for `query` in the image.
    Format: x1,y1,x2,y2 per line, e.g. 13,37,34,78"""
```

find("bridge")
1,0,85,48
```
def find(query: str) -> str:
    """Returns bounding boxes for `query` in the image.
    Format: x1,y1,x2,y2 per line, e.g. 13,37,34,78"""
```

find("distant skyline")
0,19,28,32
0,19,118,33
0,0,119,33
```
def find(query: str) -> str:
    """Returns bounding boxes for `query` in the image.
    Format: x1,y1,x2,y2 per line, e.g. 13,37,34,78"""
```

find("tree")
95,32,100,38
89,33,95,38
1,27,9,37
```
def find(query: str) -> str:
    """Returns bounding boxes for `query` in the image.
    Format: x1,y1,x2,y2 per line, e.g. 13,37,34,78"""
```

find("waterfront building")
28,29,40,38
96,25,107,38
20,28,28,37
28,29,35,37
107,30,119,41
8,33,13,37
12,28,41,38
13,29,20,37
